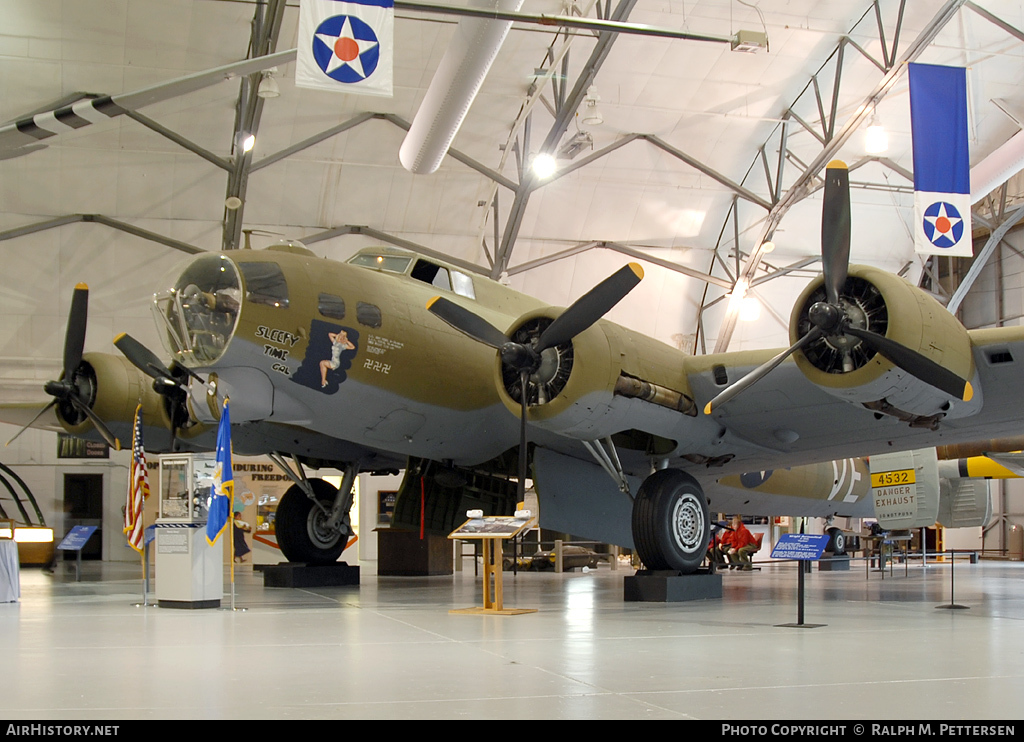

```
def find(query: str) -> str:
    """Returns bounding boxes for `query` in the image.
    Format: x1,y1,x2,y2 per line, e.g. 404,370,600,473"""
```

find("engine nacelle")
492,309,622,438
56,352,174,441
869,448,940,530
791,265,978,421
937,477,991,529
871,448,991,530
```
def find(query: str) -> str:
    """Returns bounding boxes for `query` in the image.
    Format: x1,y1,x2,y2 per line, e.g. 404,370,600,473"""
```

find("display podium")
155,455,223,609
448,514,536,616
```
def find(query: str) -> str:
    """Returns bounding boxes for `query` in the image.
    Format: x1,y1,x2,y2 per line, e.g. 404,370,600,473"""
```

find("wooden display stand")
448,515,537,616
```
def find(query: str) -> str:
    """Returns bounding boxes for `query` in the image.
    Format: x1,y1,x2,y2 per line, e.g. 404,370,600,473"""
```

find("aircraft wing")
684,325,1024,477
0,402,64,435
0,50,295,158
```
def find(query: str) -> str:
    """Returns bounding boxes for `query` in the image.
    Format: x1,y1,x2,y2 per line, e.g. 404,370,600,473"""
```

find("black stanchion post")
937,550,969,610
797,559,805,625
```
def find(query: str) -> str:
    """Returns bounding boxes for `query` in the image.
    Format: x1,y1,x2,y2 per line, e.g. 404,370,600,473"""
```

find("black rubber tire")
631,469,710,573
275,479,349,565
826,526,846,555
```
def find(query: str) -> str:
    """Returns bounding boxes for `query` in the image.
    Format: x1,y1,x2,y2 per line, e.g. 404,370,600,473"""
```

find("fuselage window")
318,293,346,320
357,302,383,328
239,262,289,308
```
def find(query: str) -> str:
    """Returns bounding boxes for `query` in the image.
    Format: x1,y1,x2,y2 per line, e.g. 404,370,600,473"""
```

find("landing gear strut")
270,455,358,565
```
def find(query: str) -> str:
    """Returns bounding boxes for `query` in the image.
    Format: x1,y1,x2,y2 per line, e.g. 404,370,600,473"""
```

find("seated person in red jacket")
723,515,758,570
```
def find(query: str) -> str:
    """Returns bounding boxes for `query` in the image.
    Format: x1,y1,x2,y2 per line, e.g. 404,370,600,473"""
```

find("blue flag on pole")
206,399,233,546
909,63,972,257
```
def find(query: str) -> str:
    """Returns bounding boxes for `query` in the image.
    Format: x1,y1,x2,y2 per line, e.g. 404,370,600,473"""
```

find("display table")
448,515,536,616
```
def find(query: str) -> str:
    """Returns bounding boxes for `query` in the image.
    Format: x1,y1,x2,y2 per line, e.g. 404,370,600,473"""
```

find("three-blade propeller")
704,160,973,416
114,332,203,451
427,263,644,499
7,285,121,450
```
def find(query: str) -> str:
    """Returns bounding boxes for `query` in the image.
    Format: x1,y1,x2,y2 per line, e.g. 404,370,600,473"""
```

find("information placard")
57,525,98,551
771,533,830,561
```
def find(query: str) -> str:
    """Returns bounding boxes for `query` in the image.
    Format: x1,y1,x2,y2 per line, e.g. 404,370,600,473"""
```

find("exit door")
63,473,103,560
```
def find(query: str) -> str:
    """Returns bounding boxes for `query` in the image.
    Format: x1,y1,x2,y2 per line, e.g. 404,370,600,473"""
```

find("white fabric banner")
296,0,394,97
913,191,973,258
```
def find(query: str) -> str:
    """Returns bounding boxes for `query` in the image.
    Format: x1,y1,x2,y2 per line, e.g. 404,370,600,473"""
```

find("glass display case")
158,454,216,522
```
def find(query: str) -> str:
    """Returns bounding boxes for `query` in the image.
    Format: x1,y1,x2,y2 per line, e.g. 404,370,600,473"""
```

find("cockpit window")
451,270,476,300
154,254,242,365
239,262,289,308
411,260,451,291
348,253,412,273
412,259,475,299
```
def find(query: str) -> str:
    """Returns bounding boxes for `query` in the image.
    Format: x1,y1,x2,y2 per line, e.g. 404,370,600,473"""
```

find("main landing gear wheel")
275,479,350,565
631,469,710,573
826,526,846,555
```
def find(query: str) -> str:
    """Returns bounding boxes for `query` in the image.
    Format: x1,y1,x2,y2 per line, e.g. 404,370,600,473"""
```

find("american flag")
124,404,149,553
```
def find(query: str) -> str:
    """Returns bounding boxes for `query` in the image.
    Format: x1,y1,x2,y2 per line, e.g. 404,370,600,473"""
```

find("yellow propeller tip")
426,296,440,310
75,282,89,290
827,159,848,170
964,381,974,402
628,262,645,280
703,401,713,415
114,332,127,342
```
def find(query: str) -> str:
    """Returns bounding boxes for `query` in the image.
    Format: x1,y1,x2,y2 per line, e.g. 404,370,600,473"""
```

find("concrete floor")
2,556,1023,720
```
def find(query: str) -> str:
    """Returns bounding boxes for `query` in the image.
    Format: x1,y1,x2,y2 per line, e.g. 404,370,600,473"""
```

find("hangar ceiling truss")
5,0,1024,350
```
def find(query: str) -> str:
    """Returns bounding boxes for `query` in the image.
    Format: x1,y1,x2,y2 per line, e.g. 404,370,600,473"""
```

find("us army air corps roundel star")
296,0,394,97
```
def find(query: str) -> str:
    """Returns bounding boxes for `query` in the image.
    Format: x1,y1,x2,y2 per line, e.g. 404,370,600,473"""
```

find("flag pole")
226,396,237,612
230,490,236,612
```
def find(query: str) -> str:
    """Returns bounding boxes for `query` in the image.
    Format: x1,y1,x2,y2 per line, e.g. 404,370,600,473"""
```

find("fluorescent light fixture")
731,30,768,53
558,131,593,160
531,152,557,179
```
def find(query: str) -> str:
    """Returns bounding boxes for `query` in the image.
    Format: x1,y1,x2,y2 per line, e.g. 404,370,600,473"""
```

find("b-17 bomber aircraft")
7,161,1024,574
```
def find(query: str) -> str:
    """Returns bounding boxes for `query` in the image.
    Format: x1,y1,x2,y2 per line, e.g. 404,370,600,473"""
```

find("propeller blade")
114,333,175,380
517,368,529,504
63,284,89,377
5,400,58,447
704,328,823,415
426,296,509,349
68,396,121,450
821,161,851,306
537,263,644,352
842,326,973,402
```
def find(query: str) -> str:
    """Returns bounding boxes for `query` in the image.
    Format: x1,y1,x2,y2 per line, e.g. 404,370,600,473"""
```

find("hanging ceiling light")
864,107,888,154
531,152,557,179
257,68,280,99
582,85,603,126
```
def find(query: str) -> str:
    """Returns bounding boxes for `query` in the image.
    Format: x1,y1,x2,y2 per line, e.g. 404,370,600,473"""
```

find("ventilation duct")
399,0,524,174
